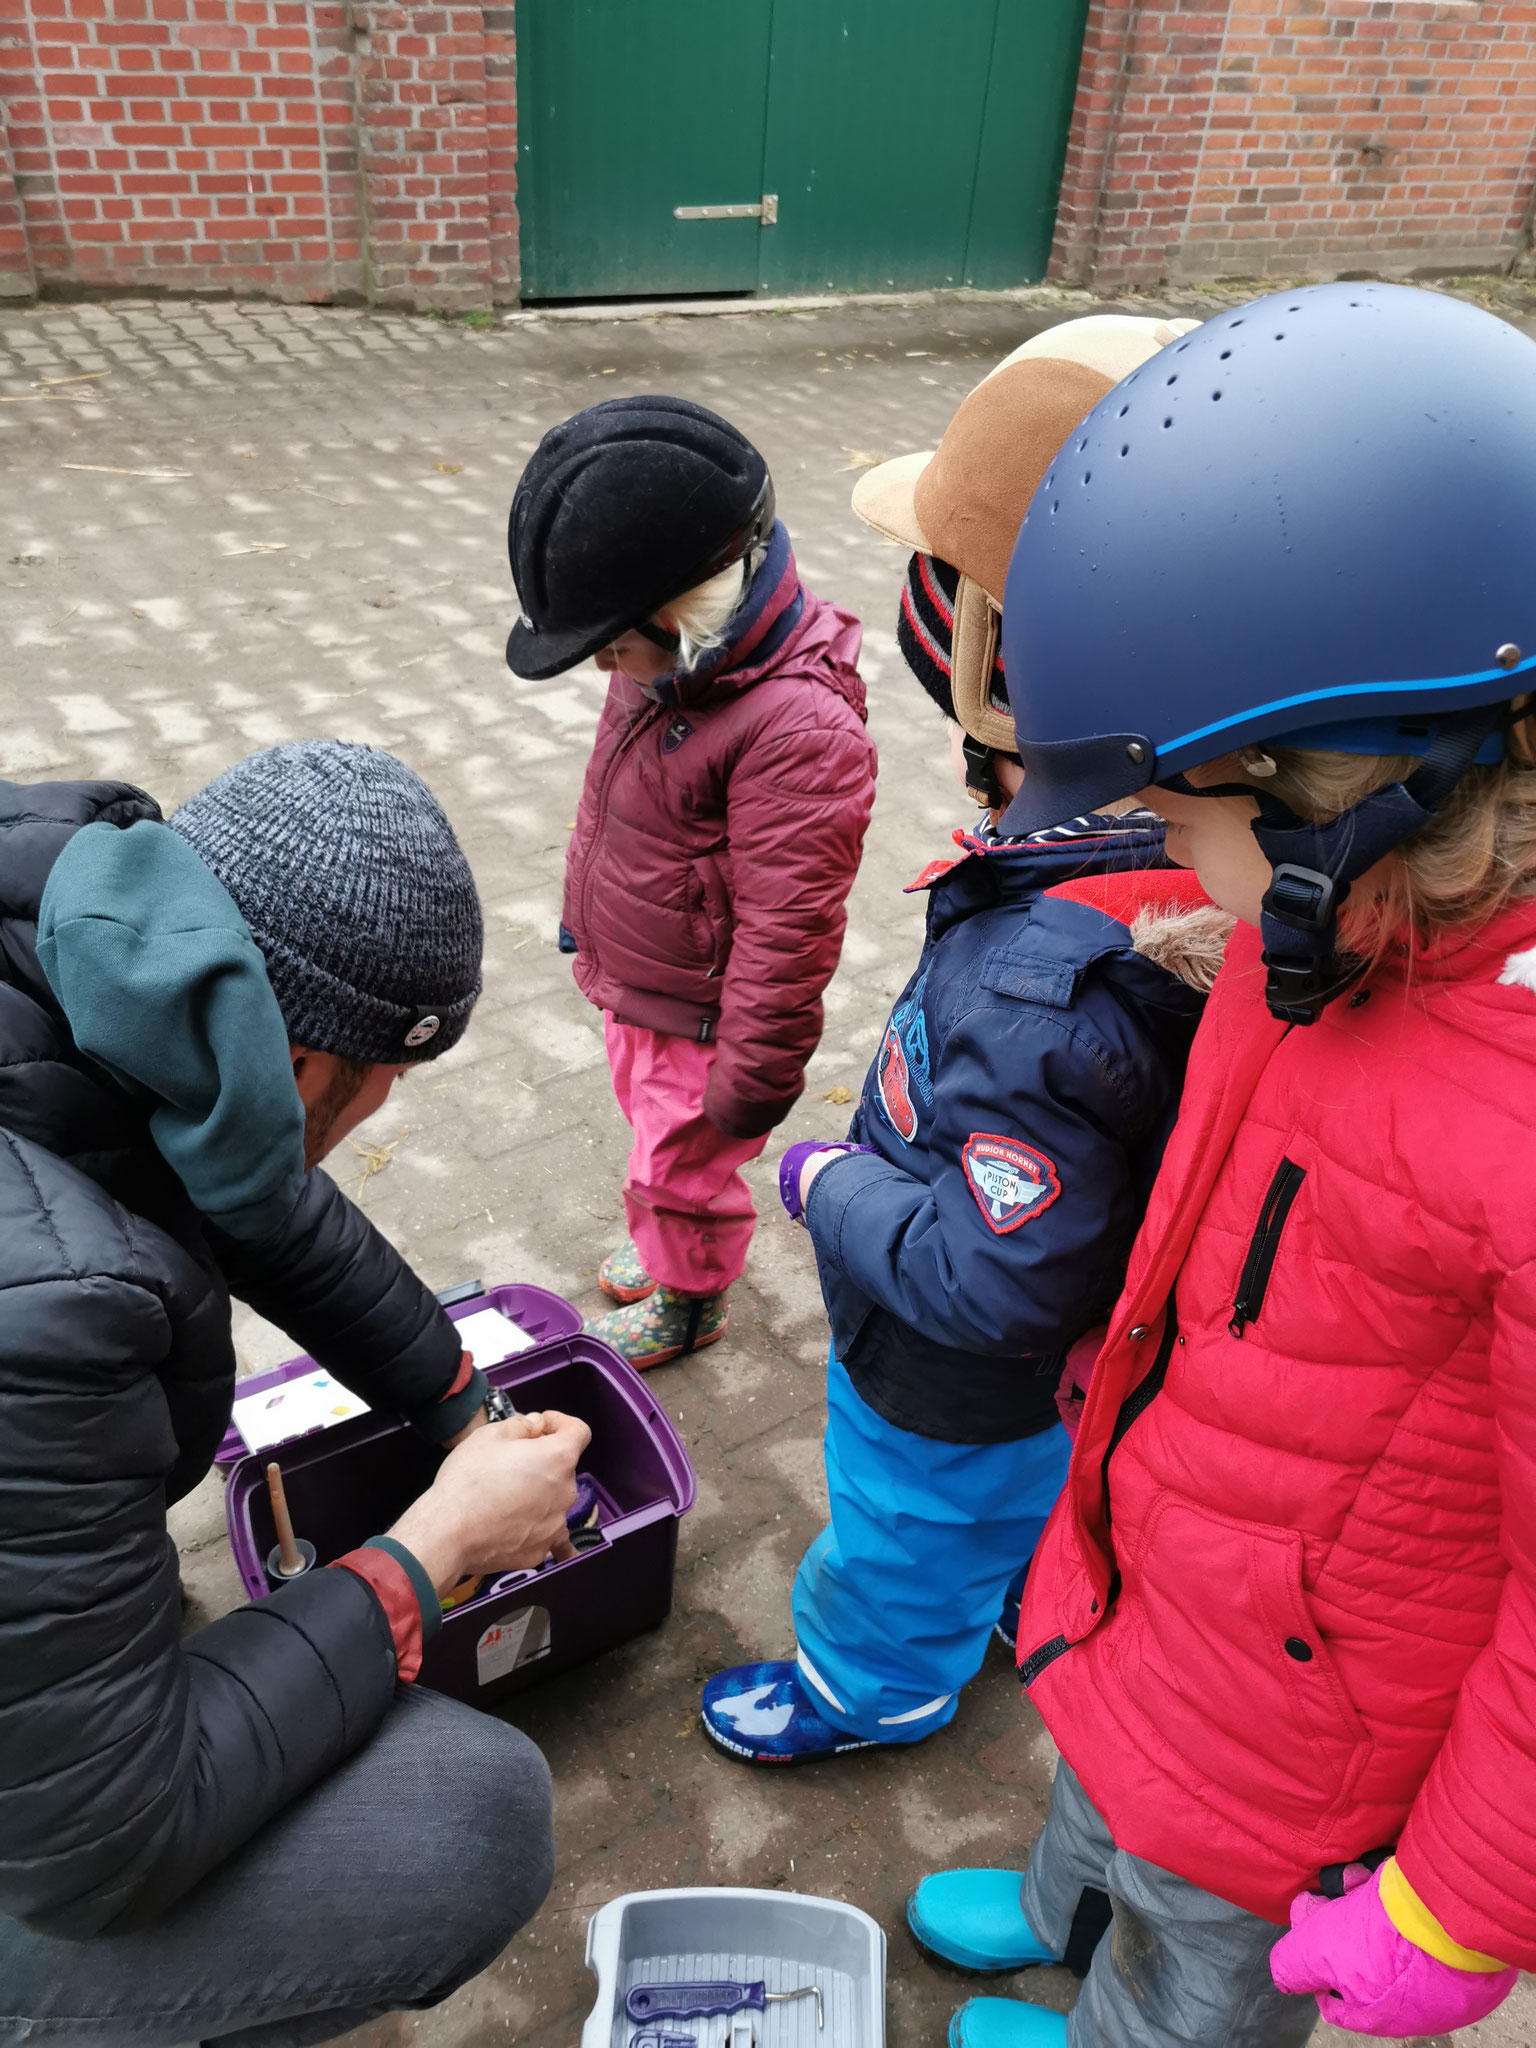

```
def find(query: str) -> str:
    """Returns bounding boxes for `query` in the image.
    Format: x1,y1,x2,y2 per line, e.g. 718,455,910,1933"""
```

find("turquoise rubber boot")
949,2000,1068,2048
908,1870,1057,1972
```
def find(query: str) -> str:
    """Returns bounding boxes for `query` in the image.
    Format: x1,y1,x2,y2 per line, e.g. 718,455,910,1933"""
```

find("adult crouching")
0,742,579,2048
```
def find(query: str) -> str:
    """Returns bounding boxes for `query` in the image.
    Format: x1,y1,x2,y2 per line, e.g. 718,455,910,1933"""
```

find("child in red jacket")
908,285,1536,2048
506,397,877,1368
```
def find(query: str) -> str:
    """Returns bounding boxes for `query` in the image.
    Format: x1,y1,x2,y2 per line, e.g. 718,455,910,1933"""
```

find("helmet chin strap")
1162,705,1508,1025
961,733,1019,813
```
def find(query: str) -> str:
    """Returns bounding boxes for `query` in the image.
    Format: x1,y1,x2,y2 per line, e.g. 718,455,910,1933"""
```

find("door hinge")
674,194,777,225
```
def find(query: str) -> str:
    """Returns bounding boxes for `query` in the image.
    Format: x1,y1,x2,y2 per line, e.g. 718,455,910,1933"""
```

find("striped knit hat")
897,551,1009,727
170,740,483,1065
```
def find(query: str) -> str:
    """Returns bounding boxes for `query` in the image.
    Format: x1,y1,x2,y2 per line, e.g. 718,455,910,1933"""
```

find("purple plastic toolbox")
222,1284,696,1710
215,1282,582,1464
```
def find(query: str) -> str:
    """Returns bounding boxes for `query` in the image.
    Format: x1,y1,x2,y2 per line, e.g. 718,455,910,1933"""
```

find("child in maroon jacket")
506,396,878,1367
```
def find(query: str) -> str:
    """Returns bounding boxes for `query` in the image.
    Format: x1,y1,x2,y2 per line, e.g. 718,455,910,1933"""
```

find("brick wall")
0,0,514,309
2,1,1534,306
1052,0,1536,286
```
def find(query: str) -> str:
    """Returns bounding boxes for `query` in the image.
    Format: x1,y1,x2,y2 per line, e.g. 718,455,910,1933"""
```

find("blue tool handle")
625,1981,763,2023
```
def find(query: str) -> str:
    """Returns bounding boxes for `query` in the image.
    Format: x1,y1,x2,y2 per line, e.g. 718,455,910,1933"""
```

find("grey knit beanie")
170,740,483,1064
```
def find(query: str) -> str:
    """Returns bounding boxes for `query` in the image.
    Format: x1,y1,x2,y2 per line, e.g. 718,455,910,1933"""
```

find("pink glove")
1270,1863,1517,2037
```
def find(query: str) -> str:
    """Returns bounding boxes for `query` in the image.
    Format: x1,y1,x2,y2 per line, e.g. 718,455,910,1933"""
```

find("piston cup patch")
962,1134,1061,1233
877,1022,918,1142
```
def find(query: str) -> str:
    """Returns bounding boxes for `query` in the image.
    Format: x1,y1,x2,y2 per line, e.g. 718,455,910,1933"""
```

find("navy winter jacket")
803,823,1208,1444
0,781,472,1938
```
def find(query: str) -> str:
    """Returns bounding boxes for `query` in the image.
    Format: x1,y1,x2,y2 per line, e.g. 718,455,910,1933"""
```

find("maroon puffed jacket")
562,529,877,1139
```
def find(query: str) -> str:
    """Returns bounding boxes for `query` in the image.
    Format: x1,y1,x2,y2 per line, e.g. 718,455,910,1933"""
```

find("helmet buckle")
1265,862,1339,933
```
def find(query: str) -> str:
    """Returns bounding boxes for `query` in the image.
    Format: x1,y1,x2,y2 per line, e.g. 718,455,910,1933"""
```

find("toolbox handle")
435,1278,486,1309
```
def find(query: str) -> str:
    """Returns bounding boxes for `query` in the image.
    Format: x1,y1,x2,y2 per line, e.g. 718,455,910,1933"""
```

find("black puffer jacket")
0,780,467,1937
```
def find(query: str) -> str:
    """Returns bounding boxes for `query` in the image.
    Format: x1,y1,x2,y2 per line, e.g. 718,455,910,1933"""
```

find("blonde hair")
655,551,759,673
1242,708,1536,966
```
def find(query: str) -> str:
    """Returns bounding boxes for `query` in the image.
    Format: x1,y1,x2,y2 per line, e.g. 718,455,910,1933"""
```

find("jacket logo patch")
661,715,694,754
877,1022,918,1142
887,968,932,1108
962,1134,1060,1233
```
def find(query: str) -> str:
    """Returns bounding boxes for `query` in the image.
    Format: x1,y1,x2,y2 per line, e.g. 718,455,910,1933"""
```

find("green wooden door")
515,0,773,300
516,0,1088,301
759,0,1000,294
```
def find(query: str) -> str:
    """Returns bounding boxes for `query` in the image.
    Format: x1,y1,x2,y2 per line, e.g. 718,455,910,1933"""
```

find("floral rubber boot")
584,1285,728,1370
597,1238,657,1304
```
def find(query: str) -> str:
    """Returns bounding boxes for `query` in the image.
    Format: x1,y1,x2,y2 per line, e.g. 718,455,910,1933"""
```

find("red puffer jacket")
1017,906,1536,1966
563,531,877,1139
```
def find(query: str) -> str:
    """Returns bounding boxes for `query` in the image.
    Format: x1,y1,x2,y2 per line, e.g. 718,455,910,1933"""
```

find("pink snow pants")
604,1014,768,1295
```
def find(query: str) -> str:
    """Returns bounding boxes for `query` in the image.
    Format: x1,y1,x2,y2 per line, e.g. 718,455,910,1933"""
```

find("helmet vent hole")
1077,439,1088,452
1231,319,1244,327
1274,332,1285,340
1051,500,1059,514
1165,373,1178,385
1118,404,1130,417
1163,417,1173,428
1120,444,1129,456
1083,472,1091,484
1220,350,1231,360
1211,390,1222,400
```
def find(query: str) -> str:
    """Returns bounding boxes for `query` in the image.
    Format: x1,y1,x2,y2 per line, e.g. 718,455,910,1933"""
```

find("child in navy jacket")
700,318,1228,1763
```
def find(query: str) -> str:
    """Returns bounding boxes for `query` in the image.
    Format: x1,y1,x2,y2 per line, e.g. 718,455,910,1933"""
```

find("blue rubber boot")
908,1870,1057,1972
701,1659,878,1765
949,2000,1068,2048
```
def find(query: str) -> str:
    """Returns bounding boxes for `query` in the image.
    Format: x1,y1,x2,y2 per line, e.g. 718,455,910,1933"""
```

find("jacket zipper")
1229,1158,1306,1338
1019,1298,1178,1685
577,698,663,945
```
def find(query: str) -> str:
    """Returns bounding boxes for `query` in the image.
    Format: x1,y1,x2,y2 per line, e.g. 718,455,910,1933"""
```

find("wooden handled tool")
265,1462,314,1580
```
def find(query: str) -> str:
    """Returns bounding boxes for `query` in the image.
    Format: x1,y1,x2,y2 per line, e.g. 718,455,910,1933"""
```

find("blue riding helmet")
998,281,1536,1021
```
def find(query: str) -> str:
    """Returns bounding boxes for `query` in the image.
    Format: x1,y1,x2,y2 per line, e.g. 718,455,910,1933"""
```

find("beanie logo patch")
404,1013,442,1049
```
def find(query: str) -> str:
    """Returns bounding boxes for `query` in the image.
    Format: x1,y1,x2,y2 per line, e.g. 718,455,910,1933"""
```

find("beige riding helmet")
853,315,1199,757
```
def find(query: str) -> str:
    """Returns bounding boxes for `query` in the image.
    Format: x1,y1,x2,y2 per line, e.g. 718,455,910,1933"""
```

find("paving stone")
2,292,1531,2048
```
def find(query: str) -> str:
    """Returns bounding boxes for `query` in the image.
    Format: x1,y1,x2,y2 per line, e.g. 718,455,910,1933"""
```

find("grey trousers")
1020,1761,1318,2048
0,1685,555,2048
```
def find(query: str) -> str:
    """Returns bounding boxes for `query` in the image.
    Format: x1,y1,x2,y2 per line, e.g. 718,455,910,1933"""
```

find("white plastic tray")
582,1887,886,2048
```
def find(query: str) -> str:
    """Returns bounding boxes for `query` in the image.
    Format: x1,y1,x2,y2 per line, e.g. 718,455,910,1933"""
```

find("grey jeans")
1021,1761,1318,2048
0,1685,555,2048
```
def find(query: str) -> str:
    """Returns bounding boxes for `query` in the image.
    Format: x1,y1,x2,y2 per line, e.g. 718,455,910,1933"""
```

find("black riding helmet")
505,395,775,681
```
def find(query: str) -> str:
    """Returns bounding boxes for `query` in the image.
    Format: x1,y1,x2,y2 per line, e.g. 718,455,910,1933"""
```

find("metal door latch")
673,194,777,225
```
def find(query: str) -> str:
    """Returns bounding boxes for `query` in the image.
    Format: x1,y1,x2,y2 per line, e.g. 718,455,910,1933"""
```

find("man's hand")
388,1409,591,1597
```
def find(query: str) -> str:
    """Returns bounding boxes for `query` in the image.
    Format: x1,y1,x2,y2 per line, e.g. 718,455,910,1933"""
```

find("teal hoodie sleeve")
37,818,305,1240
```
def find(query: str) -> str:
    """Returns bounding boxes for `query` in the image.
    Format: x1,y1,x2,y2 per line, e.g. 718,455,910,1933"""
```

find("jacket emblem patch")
877,1022,918,1142
962,1134,1061,1233
661,715,694,754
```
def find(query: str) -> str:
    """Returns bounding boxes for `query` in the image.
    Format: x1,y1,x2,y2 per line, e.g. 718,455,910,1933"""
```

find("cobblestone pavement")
2,291,1531,2048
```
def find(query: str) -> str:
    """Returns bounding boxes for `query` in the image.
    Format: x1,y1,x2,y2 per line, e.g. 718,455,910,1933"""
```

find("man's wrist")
386,1496,465,1598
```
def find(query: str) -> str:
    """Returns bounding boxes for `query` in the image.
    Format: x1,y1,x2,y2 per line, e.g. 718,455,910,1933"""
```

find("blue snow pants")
791,1353,1072,1744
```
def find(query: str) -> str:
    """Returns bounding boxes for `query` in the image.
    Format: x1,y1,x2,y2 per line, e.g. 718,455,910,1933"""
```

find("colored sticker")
877,1022,918,1142
475,1605,551,1686
962,1134,1061,1233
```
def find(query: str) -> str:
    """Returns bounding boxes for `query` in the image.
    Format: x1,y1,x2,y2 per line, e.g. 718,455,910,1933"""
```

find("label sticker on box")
454,1307,537,1372
476,1605,551,1686
230,1371,370,1454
